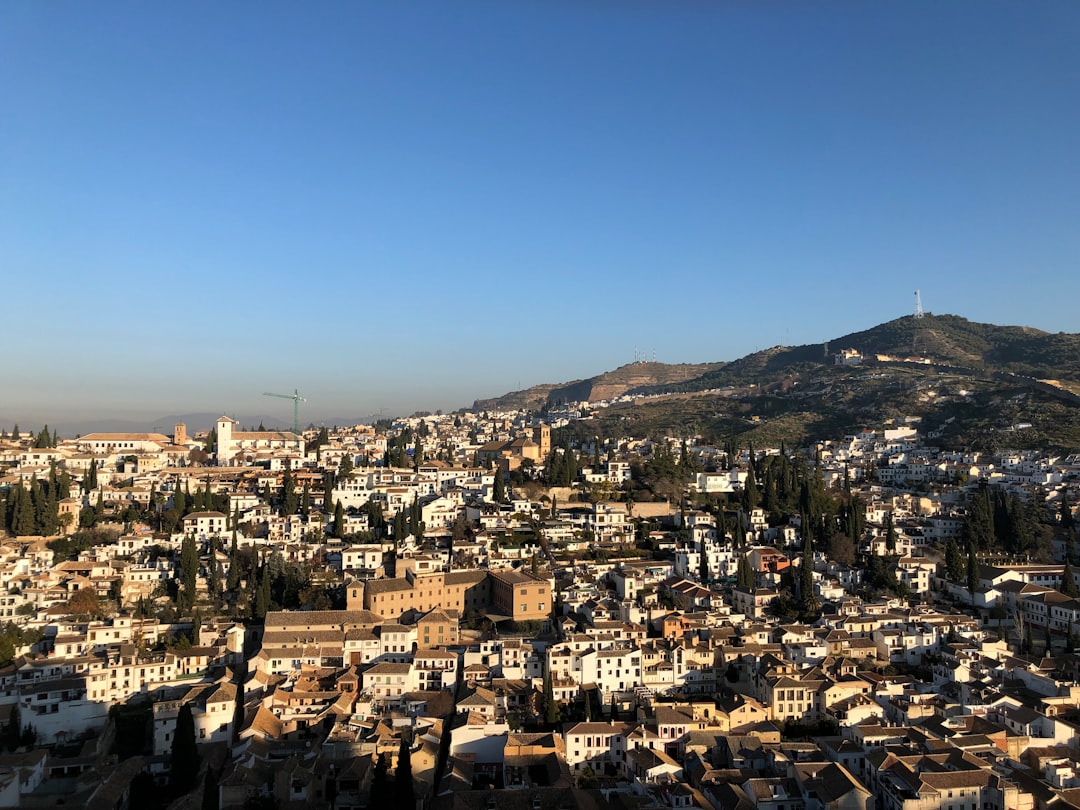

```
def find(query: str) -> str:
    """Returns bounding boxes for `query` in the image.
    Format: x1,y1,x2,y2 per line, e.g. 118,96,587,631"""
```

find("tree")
180,535,199,613
493,469,507,504
945,538,964,582
4,703,20,752
395,733,415,807
884,512,897,553
966,543,978,596
799,542,818,617
282,469,298,516
826,532,855,566
226,531,240,592
300,482,311,516
742,461,761,512
542,668,561,726
130,772,163,810
736,554,754,590
202,767,221,810
336,453,354,486
370,752,390,806
254,562,271,620
962,485,995,551
168,703,200,798
1063,560,1080,598
333,501,345,540
66,587,102,618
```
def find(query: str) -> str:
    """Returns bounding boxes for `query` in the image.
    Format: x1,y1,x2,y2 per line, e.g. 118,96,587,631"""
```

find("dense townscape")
1,397,1079,810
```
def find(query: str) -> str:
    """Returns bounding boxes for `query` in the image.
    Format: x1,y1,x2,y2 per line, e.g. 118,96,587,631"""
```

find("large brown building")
350,569,552,624
488,569,551,621
476,424,551,471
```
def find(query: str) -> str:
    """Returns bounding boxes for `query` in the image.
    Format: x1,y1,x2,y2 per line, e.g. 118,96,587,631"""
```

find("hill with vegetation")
473,361,724,411
479,314,1080,452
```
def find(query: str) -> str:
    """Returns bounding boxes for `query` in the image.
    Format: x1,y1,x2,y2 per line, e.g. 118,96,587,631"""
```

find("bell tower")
215,416,236,463
534,423,551,457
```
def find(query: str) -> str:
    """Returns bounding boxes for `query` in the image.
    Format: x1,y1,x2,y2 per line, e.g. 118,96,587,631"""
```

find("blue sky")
2,1,1078,425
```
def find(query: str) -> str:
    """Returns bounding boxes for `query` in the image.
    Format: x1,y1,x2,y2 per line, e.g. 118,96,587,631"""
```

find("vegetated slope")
547,362,725,404
826,314,1080,379
641,314,1080,395
473,383,571,412
474,362,725,411
475,314,1080,413
568,365,1080,453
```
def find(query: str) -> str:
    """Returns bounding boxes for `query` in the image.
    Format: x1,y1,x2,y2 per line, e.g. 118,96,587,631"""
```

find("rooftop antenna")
263,388,307,435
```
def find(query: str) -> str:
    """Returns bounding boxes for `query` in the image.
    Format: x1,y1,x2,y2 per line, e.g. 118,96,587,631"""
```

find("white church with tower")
214,416,303,464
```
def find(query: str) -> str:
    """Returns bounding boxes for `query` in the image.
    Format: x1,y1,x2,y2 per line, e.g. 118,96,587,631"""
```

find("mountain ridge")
475,314,1080,410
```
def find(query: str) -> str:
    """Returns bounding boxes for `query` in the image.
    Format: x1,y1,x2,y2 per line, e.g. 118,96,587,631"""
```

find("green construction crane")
263,389,307,435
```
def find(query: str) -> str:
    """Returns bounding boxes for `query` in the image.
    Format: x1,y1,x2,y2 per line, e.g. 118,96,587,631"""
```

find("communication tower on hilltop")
914,290,924,320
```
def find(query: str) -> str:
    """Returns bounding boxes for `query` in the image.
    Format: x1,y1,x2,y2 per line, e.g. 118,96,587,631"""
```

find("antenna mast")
914,290,924,320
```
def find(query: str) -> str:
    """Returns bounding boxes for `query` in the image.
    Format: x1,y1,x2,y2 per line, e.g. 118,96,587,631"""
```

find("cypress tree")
1063,560,1080,597
201,767,220,810
742,463,760,512
254,563,271,620
168,703,200,797
333,501,345,539
226,531,239,592
5,703,21,751
543,668,560,726
370,752,389,806
180,535,198,613
884,512,897,553
395,733,415,807
945,538,964,582
13,485,34,536
282,469,298,516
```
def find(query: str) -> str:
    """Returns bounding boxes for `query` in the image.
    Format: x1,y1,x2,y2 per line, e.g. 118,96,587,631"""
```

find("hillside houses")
2,410,1080,809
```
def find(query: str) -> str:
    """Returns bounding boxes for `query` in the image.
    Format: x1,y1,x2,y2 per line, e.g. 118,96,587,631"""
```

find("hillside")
473,362,725,411
643,314,1080,396
476,314,1080,452
479,314,1080,411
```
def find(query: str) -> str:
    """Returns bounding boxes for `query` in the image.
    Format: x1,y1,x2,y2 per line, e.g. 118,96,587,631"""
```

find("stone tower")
533,423,551,457
173,422,187,446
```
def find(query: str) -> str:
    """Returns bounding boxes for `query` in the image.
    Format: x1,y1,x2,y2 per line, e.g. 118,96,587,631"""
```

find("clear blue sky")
2,1,1078,426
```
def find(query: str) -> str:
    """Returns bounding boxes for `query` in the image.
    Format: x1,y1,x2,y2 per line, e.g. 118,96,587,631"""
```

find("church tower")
173,422,187,446
533,423,551,458
215,416,236,464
